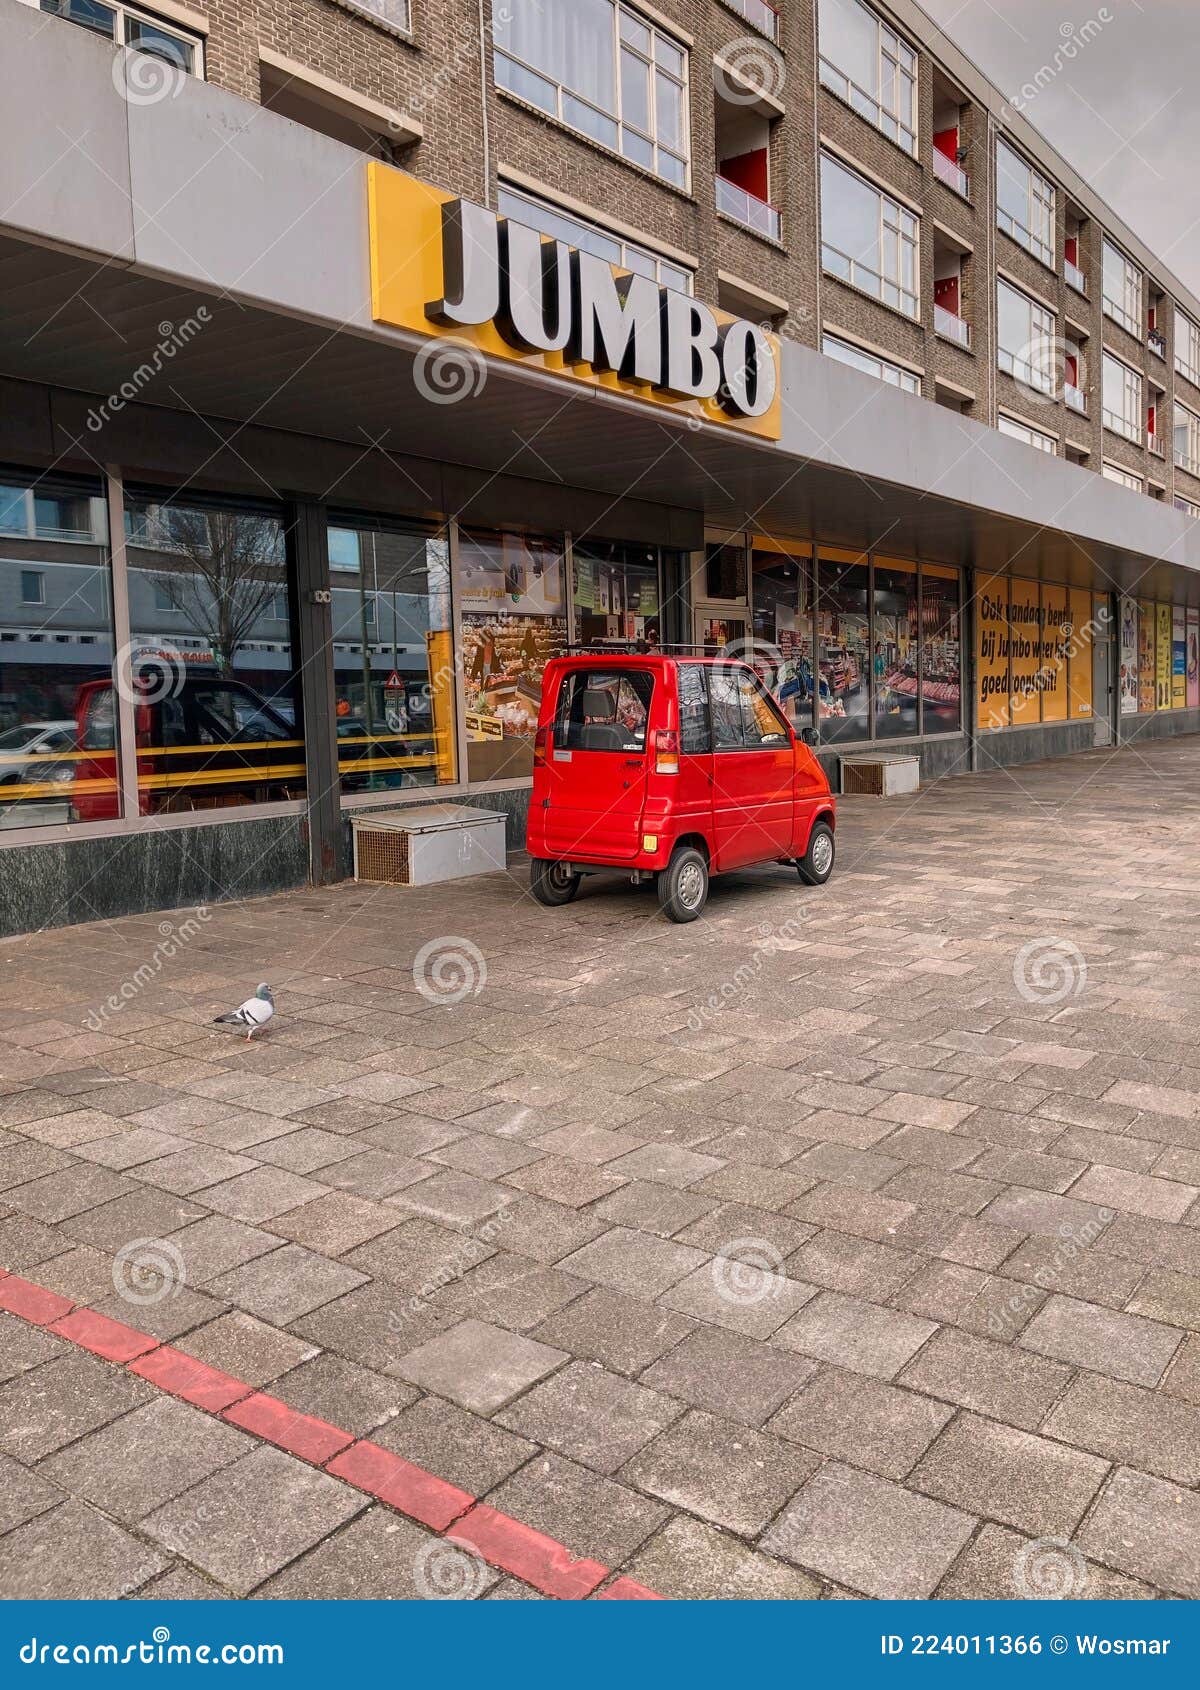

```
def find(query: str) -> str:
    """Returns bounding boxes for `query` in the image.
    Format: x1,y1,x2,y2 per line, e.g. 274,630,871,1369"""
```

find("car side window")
708,666,744,749
740,672,791,747
677,664,712,754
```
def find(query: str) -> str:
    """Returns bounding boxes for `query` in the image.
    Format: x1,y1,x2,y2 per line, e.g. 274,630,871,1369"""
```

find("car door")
542,666,654,862
708,663,796,870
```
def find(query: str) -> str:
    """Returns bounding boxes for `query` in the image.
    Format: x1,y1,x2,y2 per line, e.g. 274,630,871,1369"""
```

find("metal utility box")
351,804,507,886
840,755,921,797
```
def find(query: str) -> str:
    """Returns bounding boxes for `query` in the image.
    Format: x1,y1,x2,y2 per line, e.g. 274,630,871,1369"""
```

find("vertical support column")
964,565,979,773
104,467,141,823
289,500,340,886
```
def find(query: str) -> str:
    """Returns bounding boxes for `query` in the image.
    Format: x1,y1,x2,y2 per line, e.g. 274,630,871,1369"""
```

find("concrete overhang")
1,0,1199,604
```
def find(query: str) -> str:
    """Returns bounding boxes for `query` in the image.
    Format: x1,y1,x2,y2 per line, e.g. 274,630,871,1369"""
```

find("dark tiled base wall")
1121,708,1200,742
0,815,309,938
975,721,1095,770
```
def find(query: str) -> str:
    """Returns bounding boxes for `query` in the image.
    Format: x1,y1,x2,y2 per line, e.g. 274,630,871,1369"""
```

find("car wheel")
658,845,709,923
530,858,581,907
797,821,835,886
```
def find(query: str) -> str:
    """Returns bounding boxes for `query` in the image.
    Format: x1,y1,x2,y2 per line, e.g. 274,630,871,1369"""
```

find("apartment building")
1,0,1200,931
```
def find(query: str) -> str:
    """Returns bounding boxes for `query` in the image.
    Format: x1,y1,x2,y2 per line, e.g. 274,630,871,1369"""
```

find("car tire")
530,858,581,907
658,845,709,923
797,821,835,887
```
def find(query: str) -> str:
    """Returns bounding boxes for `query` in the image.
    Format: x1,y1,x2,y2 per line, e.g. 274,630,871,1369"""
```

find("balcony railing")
1149,429,1166,458
716,175,781,242
1148,328,1167,359
1064,258,1086,293
1064,383,1086,414
934,303,970,347
932,148,969,199
720,0,779,41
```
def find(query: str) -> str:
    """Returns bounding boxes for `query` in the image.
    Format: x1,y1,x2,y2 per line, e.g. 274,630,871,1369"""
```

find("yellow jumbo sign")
367,164,782,441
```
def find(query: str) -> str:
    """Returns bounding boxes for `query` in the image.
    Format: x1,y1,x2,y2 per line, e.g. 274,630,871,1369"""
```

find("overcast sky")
916,0,1200,293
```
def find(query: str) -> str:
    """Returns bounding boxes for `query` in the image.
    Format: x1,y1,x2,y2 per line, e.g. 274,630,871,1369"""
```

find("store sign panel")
367,165,782,440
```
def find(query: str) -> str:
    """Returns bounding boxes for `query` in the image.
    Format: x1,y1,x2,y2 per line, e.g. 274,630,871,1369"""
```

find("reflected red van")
526,652,836,922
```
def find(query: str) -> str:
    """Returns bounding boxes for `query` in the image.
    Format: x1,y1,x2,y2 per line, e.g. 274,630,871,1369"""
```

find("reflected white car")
0,720,77,785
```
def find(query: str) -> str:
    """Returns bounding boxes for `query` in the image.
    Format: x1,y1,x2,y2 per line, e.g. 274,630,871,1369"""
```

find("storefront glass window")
976,574,1010,730
751,543,814,732
328,515,456,796
1137,598,1156,712
125,491,302,817
1188,609,1199,709
459,528,567,781
872,561,919,738
1119,597,1138,716
817,555,870,742
572,540,660,648
1040,582,1070,723
0,468,116,828
920,566,961,734
704,540,748,601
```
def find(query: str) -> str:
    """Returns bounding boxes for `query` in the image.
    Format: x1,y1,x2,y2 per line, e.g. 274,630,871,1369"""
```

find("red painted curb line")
0,1269,663,1600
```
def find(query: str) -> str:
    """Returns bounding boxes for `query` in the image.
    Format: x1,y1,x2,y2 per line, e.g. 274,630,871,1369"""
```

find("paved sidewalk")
2,739,1200,1600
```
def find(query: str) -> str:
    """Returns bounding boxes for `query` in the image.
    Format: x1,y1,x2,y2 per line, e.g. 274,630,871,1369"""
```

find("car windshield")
0,726,37,749
555,668,654,752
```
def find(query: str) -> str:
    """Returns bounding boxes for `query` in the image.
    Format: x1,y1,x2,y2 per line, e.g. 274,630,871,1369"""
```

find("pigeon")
213,983,275,1041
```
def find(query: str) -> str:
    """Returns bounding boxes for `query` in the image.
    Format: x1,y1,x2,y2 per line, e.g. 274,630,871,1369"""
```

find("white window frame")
822,333,921,394
494,1,690,189
1102,461,1143,493
995,139,1055,268
820,153,920,318
996,278,1056,394
40,0,205,78
817,0,918,156
19,569,46,607
1102,238,1142,336
1176,310,1200,387
496,184,694,292
342,0,411,32
998,413,1057,455
1175,401,1200,478
1102,350,1143,444
1174,495,1200,518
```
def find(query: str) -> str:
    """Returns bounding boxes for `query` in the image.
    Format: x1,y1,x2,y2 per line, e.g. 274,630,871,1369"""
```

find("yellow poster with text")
976,574,1010,729
1068,588,1093,718
1009,578,1041,726
1040,582,1069,722
1157,604,1172,708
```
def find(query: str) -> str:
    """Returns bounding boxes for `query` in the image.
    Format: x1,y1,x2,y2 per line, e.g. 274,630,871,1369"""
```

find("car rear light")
654,729,679,775
533,727,548,767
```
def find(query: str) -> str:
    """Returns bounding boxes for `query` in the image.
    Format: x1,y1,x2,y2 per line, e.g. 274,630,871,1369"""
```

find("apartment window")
40,0,203,77
822,334,920,394
152,581,180,613
996,140,1055,268
996,279,1056,393
817,0,917,155
1175,403,1200,477
496,185,693,291
998,414,1057,455
1102,351,1142,443
1176,311,1200,387
1174,495,1200,518
20,570,45,606
820,153,919,317
342,0,410,30
1102,239,1142,336
494,0,689,188
1103,462,1143,493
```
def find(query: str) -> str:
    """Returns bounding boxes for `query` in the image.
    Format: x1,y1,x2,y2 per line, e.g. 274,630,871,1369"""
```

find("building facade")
1,0,1199,932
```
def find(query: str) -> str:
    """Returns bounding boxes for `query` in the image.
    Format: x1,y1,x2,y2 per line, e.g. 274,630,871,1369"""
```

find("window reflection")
752,544,814,733
919,566,961,733
817,557,870,742
873,561,919,738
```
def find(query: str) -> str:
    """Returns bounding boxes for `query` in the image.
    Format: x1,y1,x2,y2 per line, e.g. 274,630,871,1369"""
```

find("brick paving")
3,741,1200,1598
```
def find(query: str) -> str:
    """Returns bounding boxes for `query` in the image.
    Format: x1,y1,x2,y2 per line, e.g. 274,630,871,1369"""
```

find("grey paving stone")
5,1164,135,1221
624,1515,820,1600
272,1353,416,1437
0,1310,69,1383
429,1252,589,1333
1163,1333,1200,1405
980,1186,1114,1239
256,1505,485,1599
557,1226,708,1298
1041,1371,1200,1485
621,1409,817,1536
898,1326,1071,1431
490,1452,670,1564
641,1326,818,1427
134,1147,258,1196
761,1463,975,1599
175,1311,318,1386
208,1243,367,1325
0,1451,62,1535
530,1287,695,1376
1019,1294,1184,1386
1077,1468,1200,1598
40,1396,254,1521
496,1359,682,1474
774,1290,935,1379
1070,1164,1198,1223
342,1216,495,1296
196,1167,331,1224
911,1414,1108,1538
291,1280,456,1376
659,1256,816,1338
396,1317,566,1414
769,1366,953,1478
936,1522,1153,1600
1126,1267,1200,1329
0,1212,72,1270
787,1230,920,1299
133,1566,229,1600
0,1351,152,1461
374,1394,537,1493
0,1500,169,1599
592,1181,716,1239
62,1188,207,1252
142,1445,366,1595
393,1170,514,1227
